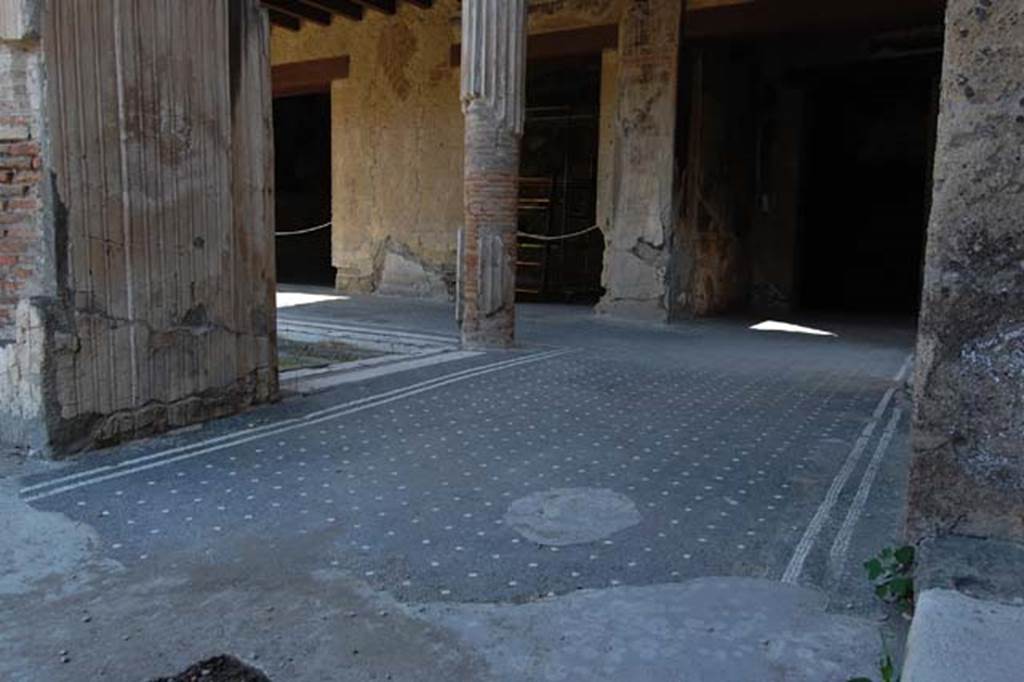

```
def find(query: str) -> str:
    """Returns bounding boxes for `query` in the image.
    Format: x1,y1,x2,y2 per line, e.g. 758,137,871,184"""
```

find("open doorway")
796,56,938,314
516,55,604,304
273,93,334,286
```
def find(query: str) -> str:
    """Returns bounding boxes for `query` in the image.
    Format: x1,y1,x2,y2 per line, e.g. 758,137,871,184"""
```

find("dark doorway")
273,93,333,286
796,56,938,314
517,55,604,303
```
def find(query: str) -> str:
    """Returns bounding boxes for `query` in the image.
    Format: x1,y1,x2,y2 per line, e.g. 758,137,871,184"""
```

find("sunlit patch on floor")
276,291,351,309
750,320,838,337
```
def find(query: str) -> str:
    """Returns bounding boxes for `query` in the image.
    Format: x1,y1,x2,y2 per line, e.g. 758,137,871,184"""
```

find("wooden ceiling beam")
267,8,302,31
263,0,332,25
272,55,351,97
450,25,619,67
305,0,366,21
350,0,398,14
263,0,435,32
687,0,755,9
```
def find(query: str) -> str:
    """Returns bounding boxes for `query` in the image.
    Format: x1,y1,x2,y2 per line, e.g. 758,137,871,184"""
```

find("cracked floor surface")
1,295,915,681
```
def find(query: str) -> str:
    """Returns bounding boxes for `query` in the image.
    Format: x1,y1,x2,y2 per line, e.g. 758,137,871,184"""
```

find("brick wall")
0,124,42,336
0,37,43,341
0,4,49,451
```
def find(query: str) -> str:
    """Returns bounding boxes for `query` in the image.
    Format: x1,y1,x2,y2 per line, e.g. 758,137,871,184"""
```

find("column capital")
459,0,527,136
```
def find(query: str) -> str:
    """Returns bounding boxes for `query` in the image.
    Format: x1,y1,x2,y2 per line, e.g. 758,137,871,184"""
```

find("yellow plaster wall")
273,1,463,293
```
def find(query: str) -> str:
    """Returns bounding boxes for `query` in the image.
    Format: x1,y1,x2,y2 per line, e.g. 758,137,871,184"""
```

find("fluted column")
459,0,527,349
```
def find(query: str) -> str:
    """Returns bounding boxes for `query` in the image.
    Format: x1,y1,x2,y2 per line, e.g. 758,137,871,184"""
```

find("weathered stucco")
0,301,47,449
528,0,624,33
673,47,755,318
274,1,462,298
907,0,1024,541
595,0,683,321
0,0,38,41
0,0,55,450
596,49,619,236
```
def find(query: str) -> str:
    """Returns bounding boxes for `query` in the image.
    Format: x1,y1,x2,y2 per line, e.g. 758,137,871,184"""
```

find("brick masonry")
0,127,43,336
0,36,44,340
0,9,50,451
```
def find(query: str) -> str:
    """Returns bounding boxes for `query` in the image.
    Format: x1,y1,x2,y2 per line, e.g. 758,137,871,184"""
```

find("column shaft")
596,0,683,321
459,0,526,349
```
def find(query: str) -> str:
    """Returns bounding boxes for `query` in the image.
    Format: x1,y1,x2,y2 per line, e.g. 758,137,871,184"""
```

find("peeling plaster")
0,301,47,451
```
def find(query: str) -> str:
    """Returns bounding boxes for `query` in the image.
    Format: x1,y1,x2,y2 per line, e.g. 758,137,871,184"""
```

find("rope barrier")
517,224,601,242
275,221,332,237
276,222,601,241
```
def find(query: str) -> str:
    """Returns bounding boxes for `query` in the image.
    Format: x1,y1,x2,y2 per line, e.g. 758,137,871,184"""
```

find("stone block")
903,589,1024,682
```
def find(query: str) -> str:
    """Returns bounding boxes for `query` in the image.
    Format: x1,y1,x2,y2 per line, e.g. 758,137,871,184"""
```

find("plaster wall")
275,1,464,297
0,0,37,41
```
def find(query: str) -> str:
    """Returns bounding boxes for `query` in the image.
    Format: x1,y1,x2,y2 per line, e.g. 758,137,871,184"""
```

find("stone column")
0,0,277,457
459,0,526,349
907,0,1024,542
596,0,683,321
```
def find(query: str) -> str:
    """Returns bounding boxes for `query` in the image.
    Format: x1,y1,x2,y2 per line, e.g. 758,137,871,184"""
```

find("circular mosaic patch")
504,488,641,546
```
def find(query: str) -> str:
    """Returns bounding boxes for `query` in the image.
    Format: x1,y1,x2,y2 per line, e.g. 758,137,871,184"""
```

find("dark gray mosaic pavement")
20,298,913,610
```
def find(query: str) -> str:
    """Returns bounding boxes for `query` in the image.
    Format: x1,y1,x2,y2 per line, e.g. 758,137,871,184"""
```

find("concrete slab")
903,589,1024,682
0,478,119,598
426,577,881,682
915,535,1024,602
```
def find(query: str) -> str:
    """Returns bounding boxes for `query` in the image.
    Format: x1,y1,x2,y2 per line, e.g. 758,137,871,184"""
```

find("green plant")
864,545,915,609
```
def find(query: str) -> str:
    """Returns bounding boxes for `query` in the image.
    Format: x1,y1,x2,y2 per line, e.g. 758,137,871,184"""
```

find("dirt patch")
151,655,270,682
277,339,380,371
0,478,119,596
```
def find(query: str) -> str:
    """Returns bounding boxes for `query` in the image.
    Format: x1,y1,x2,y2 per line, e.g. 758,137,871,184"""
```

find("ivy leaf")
890,577,913,600
894,546,915,566
880,654,895,679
